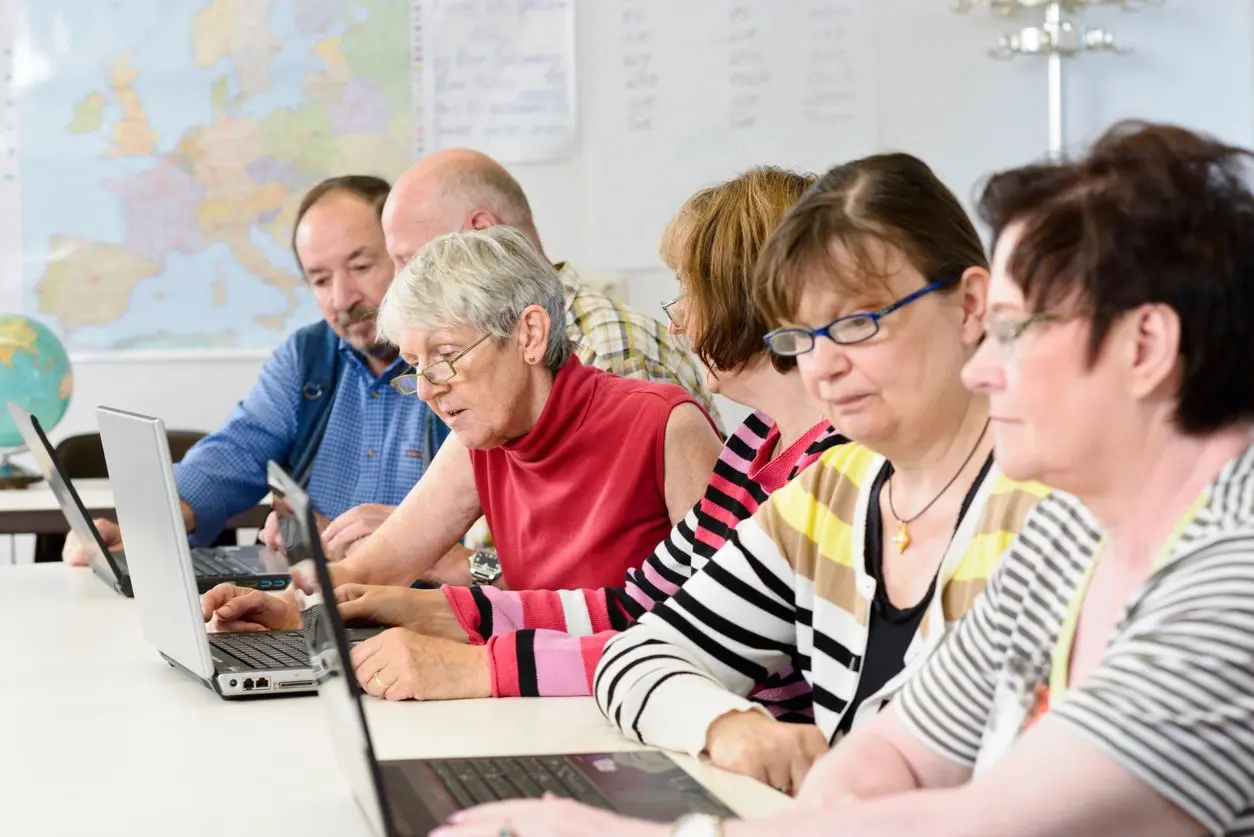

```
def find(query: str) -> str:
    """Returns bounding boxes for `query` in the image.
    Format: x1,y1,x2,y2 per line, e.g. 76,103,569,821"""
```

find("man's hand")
63,518,121,566
322,504,397,560
259,499,331,553
704,710,830,796
350,627,491,700
335,584,469,642
201,583,302,632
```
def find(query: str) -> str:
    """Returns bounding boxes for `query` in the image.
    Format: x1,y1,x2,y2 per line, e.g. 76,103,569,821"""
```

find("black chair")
32,430,238,562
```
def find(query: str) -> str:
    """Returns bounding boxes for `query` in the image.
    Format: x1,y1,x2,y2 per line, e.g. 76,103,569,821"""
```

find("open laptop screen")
267,461,395,837
5,400,118,575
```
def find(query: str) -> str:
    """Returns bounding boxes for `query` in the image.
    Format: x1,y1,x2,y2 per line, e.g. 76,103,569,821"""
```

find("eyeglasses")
662,295,687,327
981,312,1064,346
390,333,491,395
763,273,961,357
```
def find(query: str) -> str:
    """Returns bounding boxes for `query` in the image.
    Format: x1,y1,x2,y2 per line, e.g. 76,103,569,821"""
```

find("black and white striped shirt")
896,447,1254,836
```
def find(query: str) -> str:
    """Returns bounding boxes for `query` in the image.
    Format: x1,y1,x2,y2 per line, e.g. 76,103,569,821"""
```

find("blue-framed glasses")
763,272,962,357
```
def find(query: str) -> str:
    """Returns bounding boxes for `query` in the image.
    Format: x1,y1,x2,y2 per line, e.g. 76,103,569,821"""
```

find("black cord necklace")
887,418,990,553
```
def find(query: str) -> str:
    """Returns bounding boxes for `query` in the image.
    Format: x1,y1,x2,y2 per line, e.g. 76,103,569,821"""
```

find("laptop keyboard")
210,631,308,670
191,547,257,578
427,757,611,810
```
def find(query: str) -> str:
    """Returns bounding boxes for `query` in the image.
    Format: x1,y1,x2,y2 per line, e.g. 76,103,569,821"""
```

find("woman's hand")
429,796,667,837
335,584,469,641
704,710,829,796
350,628,490,700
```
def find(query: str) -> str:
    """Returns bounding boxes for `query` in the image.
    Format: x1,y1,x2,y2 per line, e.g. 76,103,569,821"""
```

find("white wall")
50,0,1254,445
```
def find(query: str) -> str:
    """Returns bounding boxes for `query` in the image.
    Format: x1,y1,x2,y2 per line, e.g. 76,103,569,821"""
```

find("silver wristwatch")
468,549,502,585
670,813,724,837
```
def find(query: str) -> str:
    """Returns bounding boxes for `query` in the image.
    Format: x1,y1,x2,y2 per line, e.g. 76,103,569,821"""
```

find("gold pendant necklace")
893,521,912,553
887,419,990,554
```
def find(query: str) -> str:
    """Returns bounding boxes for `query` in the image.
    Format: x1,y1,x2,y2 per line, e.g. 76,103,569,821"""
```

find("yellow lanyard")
1048,491,1209,700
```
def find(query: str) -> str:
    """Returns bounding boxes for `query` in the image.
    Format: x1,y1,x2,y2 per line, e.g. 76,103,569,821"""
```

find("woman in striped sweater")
580,154,1050,794
329,166,842,702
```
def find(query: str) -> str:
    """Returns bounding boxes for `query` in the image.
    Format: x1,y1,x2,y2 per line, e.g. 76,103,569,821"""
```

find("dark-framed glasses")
763,273,961,357
391,333,491,395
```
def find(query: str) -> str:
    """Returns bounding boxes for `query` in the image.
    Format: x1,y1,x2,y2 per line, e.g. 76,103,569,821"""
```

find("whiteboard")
582,0,877,271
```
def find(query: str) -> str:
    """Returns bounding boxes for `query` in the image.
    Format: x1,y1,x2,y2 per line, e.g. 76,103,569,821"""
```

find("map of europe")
20,0,414,351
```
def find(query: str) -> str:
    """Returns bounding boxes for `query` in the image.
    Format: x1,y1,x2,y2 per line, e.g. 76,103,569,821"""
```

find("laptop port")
258,580,273,589
277,680,313,690
243,678,254,691
255,677,269,689
229,679,238,688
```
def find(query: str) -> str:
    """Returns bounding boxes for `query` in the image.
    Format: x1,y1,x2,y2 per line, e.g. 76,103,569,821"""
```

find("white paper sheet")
422,0,577,164
583,0,877,270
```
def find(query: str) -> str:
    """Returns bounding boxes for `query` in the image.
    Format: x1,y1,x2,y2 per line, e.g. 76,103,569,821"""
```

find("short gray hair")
376,225,573,372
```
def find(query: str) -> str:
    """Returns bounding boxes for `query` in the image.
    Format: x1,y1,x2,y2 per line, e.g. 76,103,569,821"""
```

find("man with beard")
62,176,448,564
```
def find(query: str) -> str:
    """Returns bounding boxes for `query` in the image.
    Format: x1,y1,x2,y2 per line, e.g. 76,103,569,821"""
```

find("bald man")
294,150,719,571
379,148,719,421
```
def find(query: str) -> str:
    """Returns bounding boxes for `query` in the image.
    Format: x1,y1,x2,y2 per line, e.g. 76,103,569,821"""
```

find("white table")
0,565,788,835
0,478,271,535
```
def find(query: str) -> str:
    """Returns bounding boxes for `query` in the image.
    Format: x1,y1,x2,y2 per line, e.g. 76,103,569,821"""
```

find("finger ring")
371,672,388,690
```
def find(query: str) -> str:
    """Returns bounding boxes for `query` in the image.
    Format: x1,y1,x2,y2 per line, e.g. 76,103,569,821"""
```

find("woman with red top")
200,224,724,698
319,167,845,703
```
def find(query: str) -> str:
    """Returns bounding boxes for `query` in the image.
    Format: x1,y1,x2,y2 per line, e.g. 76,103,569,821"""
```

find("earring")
526,355,535,363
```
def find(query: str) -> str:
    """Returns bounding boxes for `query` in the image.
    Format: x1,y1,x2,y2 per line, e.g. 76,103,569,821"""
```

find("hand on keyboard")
430,796,661,837
201,582,302,632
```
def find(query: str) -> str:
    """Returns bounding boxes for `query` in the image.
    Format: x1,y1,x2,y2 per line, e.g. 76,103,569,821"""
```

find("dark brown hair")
979,120,1254,434
755,153,988,327
660,166,816,373
291,175,392,275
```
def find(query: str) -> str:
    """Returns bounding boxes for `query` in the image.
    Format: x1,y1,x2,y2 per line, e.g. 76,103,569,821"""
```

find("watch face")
470,550,501,583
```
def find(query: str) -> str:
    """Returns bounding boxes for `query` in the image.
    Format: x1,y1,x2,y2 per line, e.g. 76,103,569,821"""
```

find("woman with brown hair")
583,152,1047,793
309,166,844,703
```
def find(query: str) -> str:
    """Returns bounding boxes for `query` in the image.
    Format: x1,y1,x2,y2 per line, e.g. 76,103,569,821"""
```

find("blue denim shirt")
175,335,447,545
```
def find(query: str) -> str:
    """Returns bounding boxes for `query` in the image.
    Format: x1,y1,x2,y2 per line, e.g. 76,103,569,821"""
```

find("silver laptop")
266,462,735,835
4,400,288,596
96,406,315,698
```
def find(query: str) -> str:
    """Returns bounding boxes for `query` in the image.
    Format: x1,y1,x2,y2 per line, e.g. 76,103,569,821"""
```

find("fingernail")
447,810,465,822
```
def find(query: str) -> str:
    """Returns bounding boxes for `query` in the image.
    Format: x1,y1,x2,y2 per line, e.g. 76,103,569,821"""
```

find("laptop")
5,400,289,595
269,462,737,835
95,405,316,698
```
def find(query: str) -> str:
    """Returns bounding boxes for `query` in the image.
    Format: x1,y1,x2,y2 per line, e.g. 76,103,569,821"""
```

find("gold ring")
372,672,387,690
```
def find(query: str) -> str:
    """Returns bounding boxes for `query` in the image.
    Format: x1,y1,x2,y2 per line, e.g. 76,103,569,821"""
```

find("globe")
0,314,73,474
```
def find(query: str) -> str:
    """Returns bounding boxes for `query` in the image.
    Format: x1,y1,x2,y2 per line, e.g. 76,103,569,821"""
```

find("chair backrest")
32,430,225,562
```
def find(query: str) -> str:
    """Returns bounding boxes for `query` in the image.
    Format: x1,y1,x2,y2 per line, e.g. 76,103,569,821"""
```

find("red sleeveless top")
469,357,712,591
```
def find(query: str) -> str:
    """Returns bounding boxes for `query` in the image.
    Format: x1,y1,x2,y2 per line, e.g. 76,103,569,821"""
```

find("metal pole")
1046,2,1064,157
955,0,1156,159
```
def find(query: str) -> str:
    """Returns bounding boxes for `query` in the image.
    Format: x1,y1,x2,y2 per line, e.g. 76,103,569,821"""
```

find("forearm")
726,787,983,837
488,628,622,698
800,728,926,804
594,625,763,754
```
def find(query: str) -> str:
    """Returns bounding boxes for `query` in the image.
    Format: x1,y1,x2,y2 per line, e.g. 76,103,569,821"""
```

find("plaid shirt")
557,263,720,428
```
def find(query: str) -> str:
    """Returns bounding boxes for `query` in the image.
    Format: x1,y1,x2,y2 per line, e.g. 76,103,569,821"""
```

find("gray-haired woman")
201,225,723,700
